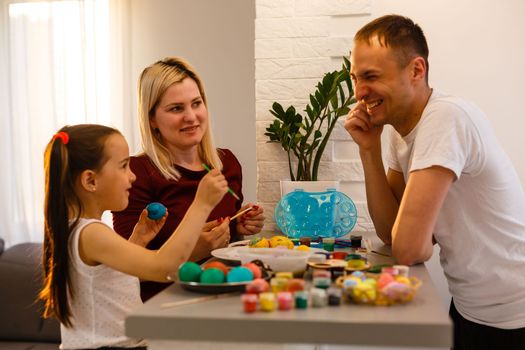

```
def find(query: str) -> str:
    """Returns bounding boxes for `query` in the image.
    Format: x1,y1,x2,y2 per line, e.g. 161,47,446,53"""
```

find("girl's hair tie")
53,131,70,145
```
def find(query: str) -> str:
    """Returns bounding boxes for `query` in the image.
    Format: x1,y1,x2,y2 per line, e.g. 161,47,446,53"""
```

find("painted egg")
248,237,270,248
296,245,310,251
178,262,202,282
146,202,166,220
203,261,230,275
227,266,254,283
245,278,270,294
200,268,225,284
269,235,294,249
242,262,262,279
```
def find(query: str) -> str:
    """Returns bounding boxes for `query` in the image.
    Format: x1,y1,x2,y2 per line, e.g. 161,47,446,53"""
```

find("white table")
125,234,452,349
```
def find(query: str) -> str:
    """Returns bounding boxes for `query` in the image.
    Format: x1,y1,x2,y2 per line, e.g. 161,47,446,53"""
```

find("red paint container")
241,293,258,313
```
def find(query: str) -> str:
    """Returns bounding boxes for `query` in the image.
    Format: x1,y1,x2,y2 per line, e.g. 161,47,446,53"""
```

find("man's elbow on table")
392,242,433,266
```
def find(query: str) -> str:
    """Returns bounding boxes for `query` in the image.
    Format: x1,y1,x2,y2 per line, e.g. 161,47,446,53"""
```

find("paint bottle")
313,269,331,289
259,292,276,312
299,236,312,247
331,251,348,260
277,291,294,311
350,234,362,248
241,293,258,313
311,288,328,307
393,265,409,277
327,287,342,306
270,277,288,293
294,290,309,309
322,237,335,252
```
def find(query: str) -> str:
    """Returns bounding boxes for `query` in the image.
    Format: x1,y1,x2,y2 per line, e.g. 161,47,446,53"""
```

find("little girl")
39,124,228,349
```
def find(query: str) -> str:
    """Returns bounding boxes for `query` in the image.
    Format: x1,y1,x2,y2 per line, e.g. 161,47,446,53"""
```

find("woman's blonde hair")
138,57,222,180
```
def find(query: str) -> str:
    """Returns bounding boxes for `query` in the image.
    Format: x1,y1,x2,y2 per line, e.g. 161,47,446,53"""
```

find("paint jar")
393,265,409,277
299,236,312,247
311,288,328,307
277,291,294,311
327,287,342,306
382,266,399,276
241,293,258,313
322,237,335,252
313,269,331,289
332,251,348,260
350,234,362,248
345,253,362,261
270,277,288,293
347,258,366,270
294,290,309,309
275,272,294,280
259,292,276,312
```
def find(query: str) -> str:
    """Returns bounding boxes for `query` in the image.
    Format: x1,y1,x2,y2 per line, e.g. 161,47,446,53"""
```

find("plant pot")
280,180,340,197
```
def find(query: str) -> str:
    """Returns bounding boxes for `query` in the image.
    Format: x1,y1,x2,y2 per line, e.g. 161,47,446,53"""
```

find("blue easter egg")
146,202,166,220
226,266,254,283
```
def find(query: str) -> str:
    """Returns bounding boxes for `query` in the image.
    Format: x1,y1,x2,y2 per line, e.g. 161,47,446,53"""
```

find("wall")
129,0,257,201
256,0,374,234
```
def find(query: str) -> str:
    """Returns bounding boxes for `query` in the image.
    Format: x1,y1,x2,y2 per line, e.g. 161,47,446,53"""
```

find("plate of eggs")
177,260,271,294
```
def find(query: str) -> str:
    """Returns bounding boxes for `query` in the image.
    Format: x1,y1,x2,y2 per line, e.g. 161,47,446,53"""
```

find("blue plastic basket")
274,188,357,238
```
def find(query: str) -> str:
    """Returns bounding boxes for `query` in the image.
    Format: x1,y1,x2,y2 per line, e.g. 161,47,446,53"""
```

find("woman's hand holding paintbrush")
234,203,265,236
202,163,240,200
201,163,266,237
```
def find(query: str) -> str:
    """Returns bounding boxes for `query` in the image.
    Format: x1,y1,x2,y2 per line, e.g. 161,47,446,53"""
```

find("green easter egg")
178,262,202,282
200,268,226,284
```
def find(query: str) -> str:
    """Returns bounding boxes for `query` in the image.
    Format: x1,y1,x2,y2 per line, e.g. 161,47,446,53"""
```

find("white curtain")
0,0,132,248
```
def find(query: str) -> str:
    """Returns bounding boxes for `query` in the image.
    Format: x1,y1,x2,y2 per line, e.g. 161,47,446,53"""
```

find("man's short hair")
355,14,429,75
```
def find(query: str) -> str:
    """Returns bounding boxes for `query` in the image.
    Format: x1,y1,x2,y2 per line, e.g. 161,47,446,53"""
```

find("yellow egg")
269,235,294,249
296,245,310,251
248,237,270,248
395,276,411,285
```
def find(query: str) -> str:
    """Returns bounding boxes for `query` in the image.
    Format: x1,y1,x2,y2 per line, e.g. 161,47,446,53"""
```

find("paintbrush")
230,206,254,221
160,292,239,309
201,163,241,201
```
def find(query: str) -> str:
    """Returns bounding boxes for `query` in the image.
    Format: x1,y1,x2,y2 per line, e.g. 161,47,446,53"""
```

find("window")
0,0,131,247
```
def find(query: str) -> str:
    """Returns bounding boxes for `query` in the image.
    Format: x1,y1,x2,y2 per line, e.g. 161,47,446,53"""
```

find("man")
344,14,525,349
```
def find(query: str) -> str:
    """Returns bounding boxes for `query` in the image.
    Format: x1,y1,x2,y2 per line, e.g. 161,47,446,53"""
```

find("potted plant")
265,57,355,183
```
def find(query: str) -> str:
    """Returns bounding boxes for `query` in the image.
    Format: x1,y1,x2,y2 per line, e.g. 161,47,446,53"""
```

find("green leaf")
264,56,355,181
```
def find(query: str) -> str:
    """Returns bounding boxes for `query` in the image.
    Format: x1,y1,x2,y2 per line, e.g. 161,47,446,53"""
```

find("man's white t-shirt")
387,91,525,329
60,218,147,349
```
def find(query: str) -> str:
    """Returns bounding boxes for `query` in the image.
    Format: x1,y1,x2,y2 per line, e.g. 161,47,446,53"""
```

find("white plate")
212,245,327,262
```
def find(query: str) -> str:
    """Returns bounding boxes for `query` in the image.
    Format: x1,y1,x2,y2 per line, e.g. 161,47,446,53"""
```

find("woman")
113,57,265,301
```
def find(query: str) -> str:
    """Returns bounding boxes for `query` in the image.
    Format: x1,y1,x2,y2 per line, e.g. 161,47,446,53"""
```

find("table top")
125,234,452,347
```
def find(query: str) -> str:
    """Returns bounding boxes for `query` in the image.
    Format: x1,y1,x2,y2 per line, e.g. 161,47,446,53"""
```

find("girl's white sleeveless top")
60,218,146,349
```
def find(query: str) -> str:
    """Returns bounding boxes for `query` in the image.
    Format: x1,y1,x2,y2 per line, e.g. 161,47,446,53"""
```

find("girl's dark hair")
355,14,430,80
39,124,120,327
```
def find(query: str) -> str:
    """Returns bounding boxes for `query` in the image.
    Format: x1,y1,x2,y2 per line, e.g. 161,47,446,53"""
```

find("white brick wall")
255,0,374,236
